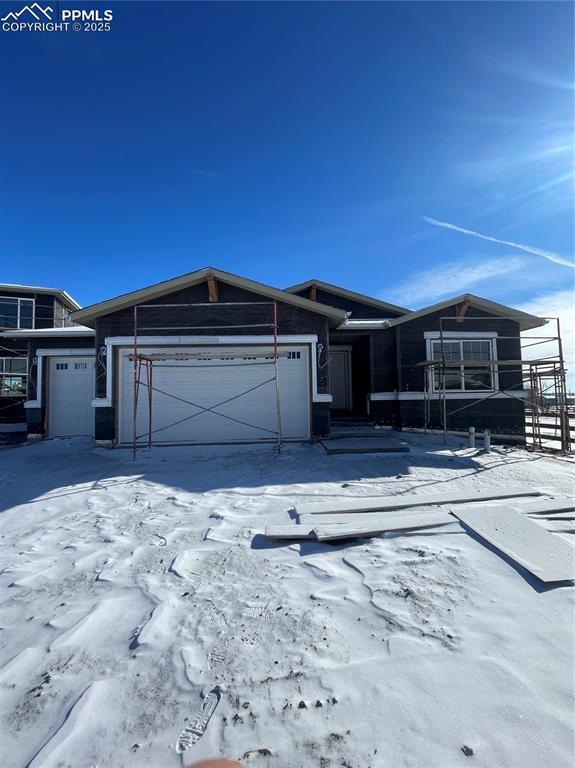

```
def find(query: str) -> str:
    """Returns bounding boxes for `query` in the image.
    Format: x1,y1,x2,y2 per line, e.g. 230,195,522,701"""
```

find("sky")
0,1,573,373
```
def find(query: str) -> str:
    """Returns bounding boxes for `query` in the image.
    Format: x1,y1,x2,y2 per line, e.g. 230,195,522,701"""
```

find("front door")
329,347,352,410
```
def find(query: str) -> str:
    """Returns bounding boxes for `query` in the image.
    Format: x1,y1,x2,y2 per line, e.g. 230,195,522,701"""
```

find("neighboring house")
1,268,546,444
0,284,82,431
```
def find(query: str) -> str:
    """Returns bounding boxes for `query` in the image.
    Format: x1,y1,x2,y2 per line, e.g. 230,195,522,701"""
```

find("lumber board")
520,498,575,515
263,525,315,540
296,487,542,516
299,508,452,527
451,506,575,583
314,513,454,541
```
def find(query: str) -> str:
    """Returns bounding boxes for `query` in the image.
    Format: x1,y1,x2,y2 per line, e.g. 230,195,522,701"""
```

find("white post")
469,426,475,449
484,429,491,453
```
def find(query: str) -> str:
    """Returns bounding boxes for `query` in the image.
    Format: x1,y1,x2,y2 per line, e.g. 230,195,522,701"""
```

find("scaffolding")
129,300,284,458
419,316,572,454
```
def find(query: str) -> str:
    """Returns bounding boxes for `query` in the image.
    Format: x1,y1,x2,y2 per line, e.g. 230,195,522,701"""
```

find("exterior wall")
94,281,331,442
291,287,402,319
381,307,526,437
0,291,61,425
25,335,95,436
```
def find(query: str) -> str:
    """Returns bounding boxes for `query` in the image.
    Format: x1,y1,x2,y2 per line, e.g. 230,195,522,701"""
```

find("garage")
118,345,310,444
48,356,95,437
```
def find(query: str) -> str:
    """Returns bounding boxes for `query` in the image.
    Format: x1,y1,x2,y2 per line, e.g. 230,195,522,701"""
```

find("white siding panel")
118,346,310,444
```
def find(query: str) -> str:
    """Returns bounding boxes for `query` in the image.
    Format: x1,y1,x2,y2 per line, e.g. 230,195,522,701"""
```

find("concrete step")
320,438,409,455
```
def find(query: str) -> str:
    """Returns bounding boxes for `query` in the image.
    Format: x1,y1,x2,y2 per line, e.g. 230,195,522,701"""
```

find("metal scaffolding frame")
129,301,284,458
419,316,572,454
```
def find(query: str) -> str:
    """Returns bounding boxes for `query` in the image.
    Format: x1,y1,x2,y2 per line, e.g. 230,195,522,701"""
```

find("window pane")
435,369,462,390
432,341,460,360
463,368,493,390
0,299,18,329
19,300,34,329
0,375,27,396
6,358,27,373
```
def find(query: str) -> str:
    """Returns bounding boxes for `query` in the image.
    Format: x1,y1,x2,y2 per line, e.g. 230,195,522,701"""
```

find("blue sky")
0,1,573,318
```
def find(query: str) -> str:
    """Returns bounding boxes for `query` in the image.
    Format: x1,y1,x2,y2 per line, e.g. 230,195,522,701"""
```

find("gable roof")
284,279,409,316
0,283,81,311
384,294,546,331
71,267,348,327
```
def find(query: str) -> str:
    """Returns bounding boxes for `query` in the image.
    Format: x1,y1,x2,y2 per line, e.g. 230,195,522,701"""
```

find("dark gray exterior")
370,306,526,436
25,335,95,435
0,289,74,425
291,285,403,319
93,280,331,442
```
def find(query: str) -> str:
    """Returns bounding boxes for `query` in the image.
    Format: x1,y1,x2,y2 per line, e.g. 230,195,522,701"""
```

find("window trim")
425,333,499,394
0,296,35,330
0,356,29,398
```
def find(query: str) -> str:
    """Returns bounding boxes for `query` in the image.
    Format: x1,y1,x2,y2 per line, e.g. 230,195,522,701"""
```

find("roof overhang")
71,268,348,328
0,284,81,311
0,326,95,338
386,294,547,332
284,279,410,316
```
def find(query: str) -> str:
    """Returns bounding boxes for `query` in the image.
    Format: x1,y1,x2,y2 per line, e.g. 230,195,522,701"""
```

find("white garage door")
49,357,95,437
118,345,311,445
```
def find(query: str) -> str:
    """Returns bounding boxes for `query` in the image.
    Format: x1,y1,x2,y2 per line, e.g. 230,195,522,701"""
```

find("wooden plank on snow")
521,498,575,515
296,487,542,516
314,511,454,541
299,508,452,527
263,525,315,540
451,506,575,583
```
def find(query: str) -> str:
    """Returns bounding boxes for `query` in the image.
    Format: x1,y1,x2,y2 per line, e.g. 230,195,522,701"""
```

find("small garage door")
48,357,95,437
118,345,310,444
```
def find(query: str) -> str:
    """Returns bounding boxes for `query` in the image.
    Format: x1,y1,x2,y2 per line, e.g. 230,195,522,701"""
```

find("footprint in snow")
176,686,222,752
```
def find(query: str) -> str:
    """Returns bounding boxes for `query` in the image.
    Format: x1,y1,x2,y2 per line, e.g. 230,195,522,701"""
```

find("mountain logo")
1,3,53,21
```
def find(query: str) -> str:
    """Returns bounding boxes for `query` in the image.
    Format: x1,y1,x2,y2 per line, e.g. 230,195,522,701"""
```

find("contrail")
424,216,575,269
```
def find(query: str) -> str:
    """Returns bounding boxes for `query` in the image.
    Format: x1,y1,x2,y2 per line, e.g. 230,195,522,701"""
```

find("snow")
0,434,573,768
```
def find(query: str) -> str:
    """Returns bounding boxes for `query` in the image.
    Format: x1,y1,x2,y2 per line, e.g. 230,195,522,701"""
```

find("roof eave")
71,268,347,328
284,279,410,316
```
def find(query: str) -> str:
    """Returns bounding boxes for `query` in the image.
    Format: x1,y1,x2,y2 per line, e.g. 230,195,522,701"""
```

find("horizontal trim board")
424,331,498,339
294,487,542,516
369,390,529,401
451,506,575,583
106,334,318,345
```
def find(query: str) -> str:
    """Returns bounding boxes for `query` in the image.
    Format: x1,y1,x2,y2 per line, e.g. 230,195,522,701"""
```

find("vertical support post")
132,305,138,460
556,317,570,453
469,426,475,448
273,301,282,454
440,317,447,444
483,429,491,453
147,360,153,450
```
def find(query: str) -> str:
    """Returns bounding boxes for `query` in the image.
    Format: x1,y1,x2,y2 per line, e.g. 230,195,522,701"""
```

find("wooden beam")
207,272,218,303
295,487,542,517
456,298,471,323
309,284,317,302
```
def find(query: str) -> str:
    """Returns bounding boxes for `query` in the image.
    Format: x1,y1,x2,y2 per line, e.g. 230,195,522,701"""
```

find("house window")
430,338,496,392
0,357,28,397
0,297,34,329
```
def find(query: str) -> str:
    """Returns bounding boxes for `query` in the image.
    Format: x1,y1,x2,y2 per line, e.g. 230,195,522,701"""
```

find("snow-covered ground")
0,434,573,768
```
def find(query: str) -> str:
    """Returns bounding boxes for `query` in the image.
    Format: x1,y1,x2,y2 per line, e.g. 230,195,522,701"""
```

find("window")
0,297,34,329
0,357,28,397
56,362,69,370
430,338,496,392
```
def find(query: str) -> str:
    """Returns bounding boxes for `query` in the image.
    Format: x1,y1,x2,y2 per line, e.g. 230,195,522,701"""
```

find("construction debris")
451,506,575,583
314,513,453,541
295,487,543,517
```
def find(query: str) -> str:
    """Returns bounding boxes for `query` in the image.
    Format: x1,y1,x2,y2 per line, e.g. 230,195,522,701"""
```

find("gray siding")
94,281,330,441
